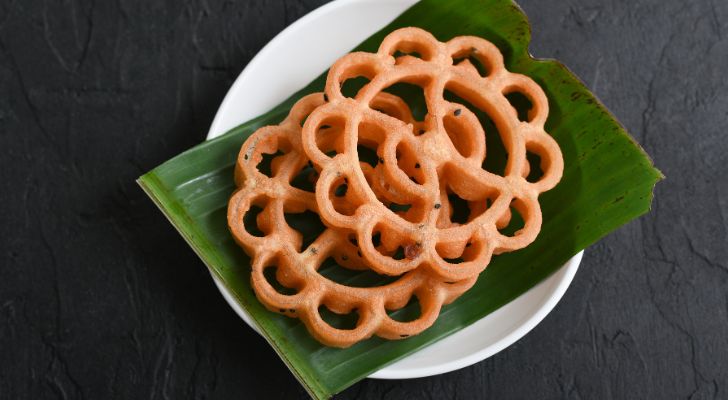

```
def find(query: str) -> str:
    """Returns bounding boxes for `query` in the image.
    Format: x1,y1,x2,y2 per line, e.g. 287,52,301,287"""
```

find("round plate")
208,0,583,380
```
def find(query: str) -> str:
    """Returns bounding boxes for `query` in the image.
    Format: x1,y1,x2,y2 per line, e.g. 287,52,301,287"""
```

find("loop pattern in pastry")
301,27,563,283
228,93,477,348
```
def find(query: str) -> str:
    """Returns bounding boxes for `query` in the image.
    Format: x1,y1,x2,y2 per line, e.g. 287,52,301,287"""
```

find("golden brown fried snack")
228,27,563,347
228,93,477,348
301,27,563,283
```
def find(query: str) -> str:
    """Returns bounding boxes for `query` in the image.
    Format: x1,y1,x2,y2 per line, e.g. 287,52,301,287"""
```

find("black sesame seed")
342,255,348,261
244,154,248,160
418,129,425,135
349,238,358,246
323,93,328,102
434,203,441,209
466,242,472,247
320,124,331,129
454,109,462,116
378,157,384,164
289,309,295,312
279,309,286,313
415,163,420,168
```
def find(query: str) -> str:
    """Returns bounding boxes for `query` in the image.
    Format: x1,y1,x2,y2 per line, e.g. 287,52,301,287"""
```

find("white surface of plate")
207,0,583,380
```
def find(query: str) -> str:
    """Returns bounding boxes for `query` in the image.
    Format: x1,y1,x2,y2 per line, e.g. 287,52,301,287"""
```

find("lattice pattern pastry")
228,27,563,347
300,27,563,283
228,94,477,348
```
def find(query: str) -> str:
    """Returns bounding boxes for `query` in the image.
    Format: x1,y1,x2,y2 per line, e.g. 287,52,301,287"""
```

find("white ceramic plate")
207,0,584,380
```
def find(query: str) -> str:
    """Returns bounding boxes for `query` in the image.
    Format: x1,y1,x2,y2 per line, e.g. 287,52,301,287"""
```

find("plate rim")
206,0,583,380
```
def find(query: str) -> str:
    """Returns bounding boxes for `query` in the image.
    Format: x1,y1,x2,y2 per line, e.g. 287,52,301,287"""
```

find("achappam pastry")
301,27,563,284
228,93,477,348
228,27,563,347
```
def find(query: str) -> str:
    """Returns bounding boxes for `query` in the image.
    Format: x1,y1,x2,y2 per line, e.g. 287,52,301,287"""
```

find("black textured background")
1,0,727,399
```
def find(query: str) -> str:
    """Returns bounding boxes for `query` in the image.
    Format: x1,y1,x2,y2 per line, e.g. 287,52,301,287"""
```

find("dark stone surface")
1,0,726,398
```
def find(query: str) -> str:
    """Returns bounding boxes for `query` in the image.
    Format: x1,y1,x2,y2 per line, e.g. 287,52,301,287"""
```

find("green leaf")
137,0,662,398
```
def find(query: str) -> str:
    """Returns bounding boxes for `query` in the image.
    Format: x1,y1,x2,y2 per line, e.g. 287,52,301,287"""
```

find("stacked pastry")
228,27,563,347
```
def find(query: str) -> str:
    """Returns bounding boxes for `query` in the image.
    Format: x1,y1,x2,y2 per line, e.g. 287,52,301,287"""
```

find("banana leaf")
137,0,662,398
